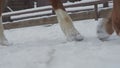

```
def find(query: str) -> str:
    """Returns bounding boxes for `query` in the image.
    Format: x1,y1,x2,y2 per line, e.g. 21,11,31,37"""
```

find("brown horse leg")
49,0,83,41
112,13,120,36
112,0,120,36
104,13,114,34
0,0,8,46
97,13,114,41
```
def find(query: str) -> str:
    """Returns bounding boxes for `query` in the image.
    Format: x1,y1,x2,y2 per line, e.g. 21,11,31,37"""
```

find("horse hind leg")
0,16,9,46
97,13,114,41
112,19,120,36
0,0,9,46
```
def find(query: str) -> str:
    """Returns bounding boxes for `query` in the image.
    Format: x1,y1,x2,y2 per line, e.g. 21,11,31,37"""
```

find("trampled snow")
0,19,120,68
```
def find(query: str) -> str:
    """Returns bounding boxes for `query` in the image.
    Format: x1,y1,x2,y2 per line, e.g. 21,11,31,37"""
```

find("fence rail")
2,0,112,22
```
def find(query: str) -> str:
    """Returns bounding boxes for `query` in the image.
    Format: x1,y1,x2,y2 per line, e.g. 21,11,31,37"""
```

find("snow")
0,19,120,68
0,0,118,68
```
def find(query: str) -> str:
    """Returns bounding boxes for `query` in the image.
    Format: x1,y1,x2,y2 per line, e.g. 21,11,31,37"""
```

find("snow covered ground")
0,19,120,68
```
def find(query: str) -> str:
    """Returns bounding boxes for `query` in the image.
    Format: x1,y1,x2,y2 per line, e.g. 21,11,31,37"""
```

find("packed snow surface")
0,19,120,68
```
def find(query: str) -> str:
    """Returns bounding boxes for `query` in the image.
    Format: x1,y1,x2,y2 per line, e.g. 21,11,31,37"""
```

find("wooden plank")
3,8,112,29
2,0,112,22
3,0,111,16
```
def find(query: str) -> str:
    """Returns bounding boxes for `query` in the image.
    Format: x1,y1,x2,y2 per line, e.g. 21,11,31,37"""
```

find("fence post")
103,2,109,7
94,4,99,20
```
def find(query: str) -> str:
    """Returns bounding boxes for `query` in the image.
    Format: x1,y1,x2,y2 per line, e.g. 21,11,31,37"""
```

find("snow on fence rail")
2,0,112,22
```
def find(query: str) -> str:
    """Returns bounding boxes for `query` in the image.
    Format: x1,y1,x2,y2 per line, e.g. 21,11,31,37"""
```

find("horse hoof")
74,34,84,41
0,41,9,46
98,36,109,41
67,34,84,41
97,30,110,41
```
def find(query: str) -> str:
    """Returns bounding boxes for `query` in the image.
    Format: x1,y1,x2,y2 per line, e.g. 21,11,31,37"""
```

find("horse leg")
49,0,83,41
97,13,114,41
112,0,120,36
0,0,8,46
112,13,120,36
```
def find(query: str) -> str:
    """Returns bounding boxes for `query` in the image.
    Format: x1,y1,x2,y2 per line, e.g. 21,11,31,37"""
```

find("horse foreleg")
49,0,83,41
97,13,114,41
55,9,84,41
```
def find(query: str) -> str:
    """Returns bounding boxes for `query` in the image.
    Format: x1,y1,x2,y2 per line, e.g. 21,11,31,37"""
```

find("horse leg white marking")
97,19,110,41
55,9,83,41
0,16,8,46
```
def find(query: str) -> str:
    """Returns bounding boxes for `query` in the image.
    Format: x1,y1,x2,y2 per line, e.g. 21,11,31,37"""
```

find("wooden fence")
2,0,112,22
